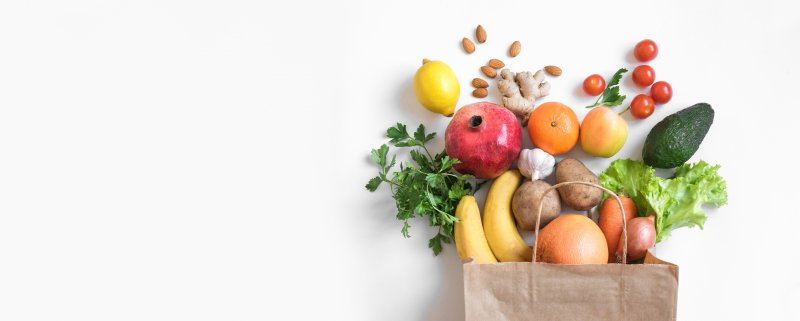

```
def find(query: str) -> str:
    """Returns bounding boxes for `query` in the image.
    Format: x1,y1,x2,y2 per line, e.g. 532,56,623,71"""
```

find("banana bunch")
455,170,532,263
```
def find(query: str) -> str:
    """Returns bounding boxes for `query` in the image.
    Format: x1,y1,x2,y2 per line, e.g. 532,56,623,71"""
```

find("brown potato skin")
512,180,561,230
555,158,602,210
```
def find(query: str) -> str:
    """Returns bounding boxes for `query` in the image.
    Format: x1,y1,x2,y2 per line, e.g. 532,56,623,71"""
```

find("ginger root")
497,69,551,124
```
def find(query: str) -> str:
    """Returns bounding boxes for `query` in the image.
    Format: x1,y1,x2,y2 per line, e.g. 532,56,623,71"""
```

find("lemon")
413,59,460,116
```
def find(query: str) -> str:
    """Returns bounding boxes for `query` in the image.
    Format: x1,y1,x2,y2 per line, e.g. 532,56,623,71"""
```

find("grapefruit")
535,214,608,264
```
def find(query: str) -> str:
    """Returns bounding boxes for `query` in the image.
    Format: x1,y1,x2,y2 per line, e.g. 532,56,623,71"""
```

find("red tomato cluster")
582,39,673,120
631,40,672,118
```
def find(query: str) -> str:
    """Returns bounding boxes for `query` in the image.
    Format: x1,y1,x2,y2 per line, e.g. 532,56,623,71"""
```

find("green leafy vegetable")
599,159,728,242
586,68,628,108
366,123,485,256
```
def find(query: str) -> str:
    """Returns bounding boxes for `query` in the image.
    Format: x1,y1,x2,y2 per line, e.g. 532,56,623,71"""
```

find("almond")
462,38,475,54
472,88,488,98
509,41,521,57
472,78,489,88
476,25,487,43
480,66,497,78
488,58,505,69
544,65,563,76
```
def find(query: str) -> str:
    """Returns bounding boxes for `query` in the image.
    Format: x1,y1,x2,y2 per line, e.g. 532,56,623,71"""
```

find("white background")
1,0,798,320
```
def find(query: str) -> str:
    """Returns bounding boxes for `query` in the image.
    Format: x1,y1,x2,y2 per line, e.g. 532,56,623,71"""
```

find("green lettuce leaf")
598,159,655,214
599,159,728,242
674,161,728,207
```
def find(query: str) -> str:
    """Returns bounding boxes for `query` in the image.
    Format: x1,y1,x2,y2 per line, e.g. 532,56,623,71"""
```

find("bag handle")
532,181,628,264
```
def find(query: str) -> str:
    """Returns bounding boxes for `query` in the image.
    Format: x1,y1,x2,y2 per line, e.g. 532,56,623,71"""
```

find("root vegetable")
599,195,637,263
512,180,561,230
617,215,656,262
555,158,602,210
497,69,550,122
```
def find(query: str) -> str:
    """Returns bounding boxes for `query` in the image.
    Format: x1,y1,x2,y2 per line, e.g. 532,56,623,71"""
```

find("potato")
512,180,561,230
555,158,602,210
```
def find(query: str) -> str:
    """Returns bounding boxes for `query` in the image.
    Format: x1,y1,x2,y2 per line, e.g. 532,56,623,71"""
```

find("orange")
535,214,608,264
527,102,579,155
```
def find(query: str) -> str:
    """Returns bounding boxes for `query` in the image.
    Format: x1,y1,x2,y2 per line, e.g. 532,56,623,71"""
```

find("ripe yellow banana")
454,196,497,263
483,170,532,262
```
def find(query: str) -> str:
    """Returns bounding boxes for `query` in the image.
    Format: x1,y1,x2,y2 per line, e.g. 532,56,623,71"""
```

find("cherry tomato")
632,65,655,87
634,39,658,62
630,94,655,119
583,74,606,96
650,81,672,104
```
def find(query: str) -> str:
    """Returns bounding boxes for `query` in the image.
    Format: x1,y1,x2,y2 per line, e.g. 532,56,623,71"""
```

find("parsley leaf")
371,144,388,168
365,122,486,256
365,176,382,192
387,123,409,143
586,68,628,108
429,234,444,255
401,221,411,238
413,124,428,143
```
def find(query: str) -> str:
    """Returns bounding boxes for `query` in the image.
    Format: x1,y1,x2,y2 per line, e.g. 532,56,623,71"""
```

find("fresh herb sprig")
366,123,485,256
586,68,628,108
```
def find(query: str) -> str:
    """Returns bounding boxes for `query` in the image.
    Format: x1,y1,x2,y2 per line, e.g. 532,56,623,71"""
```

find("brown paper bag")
463,252,678,321
463,182,679,321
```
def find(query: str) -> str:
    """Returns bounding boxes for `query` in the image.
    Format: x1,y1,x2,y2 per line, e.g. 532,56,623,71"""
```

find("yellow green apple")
580,106,628,157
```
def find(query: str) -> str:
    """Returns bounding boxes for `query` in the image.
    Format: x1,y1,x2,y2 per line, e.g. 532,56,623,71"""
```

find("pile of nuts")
461,25,523,98
461,25,561,99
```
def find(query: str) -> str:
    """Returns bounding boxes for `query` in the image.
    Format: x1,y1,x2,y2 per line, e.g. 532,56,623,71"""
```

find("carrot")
598,195,637,263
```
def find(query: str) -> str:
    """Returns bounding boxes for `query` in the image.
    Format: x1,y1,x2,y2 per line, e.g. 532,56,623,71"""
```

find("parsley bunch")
586,68,628,108
366,123,485,256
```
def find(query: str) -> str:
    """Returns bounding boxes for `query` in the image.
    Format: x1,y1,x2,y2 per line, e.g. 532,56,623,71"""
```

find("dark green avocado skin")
642,103,714,168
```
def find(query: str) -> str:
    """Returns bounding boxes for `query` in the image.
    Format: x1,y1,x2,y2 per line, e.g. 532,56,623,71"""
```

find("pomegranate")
445,102,521,179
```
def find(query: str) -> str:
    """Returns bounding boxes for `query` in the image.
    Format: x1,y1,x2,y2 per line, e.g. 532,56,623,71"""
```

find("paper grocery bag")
463,251,678,321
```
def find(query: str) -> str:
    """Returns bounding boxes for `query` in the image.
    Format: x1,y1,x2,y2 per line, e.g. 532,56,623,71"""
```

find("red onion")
617,215,656,262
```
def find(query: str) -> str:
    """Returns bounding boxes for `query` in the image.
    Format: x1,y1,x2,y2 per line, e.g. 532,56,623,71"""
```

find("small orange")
527,102,579,155
536,214,608,264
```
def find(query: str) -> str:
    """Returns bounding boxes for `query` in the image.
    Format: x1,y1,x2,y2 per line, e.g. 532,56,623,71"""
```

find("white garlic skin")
518,148,554,180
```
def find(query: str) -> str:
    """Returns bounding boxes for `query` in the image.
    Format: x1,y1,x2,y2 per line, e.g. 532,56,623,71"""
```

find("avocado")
642,103,714,168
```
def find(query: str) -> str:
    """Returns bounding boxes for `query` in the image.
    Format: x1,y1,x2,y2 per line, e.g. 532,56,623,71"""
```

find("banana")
483,170,533,262
454,196,497,263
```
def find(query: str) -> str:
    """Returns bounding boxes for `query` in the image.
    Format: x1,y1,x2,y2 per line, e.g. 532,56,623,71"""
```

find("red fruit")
630,94,655,119
445,102,522,179
583,74,606,96
634,39,658,62
632,65,655,87
650,81,673,104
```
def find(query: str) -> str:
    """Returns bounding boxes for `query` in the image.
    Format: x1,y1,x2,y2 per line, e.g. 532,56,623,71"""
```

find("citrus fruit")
527,102,579,155
535,214,608,264
413,59,460,116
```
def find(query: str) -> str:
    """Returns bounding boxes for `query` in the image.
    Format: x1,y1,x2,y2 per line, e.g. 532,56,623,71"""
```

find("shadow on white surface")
397,76,438,125
625,47,639,65
573,82,592,100
423,250,465,321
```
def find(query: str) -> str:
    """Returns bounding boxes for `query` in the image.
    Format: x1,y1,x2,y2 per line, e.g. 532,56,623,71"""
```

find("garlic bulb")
518,148,555,180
